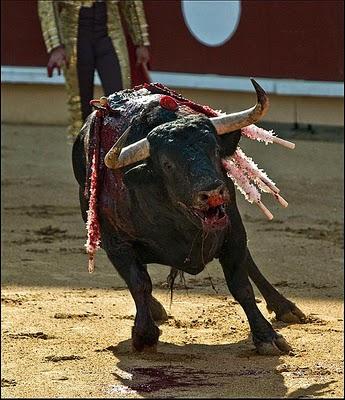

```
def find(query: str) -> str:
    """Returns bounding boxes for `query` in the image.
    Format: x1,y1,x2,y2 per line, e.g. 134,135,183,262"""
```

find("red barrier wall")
1,0,343,81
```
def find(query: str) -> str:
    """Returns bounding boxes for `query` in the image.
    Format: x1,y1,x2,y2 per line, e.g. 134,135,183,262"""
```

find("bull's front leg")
106,250,161,351
101,233,160,352
219,221,291,355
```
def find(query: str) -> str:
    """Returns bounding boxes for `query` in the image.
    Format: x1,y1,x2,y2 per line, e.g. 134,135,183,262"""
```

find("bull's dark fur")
72,87,305,354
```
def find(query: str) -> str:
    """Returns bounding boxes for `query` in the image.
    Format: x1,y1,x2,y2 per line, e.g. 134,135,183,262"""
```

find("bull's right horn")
210,78,269,135
104,128,150,169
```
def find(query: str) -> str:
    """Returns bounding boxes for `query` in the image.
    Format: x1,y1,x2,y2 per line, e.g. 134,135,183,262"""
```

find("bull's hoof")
278,305,307,324
131,325,160,352
132,343,158,353
267,301,307,324
256,334,292,356
150,296,169,322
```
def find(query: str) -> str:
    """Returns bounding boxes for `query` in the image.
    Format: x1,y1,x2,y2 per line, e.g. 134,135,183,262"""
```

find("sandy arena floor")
1,123,344,398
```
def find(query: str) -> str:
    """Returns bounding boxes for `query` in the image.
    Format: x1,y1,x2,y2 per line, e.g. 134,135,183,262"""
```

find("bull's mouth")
192,204,229,230
178,201,229,231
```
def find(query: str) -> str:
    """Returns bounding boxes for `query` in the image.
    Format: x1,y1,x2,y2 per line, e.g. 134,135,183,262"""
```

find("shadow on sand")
100,337,335,398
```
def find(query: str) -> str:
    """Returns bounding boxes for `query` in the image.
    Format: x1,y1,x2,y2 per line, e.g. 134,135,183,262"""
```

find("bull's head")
104,79,269,231
104,79,268,169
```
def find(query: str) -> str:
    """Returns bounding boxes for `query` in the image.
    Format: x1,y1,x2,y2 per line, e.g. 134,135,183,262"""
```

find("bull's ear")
123,164,154,188
218,130,242,157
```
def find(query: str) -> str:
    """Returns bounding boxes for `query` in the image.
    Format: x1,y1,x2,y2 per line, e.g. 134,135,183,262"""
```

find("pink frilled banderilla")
222,125,294,220
84,83,295,272
85,151,101,273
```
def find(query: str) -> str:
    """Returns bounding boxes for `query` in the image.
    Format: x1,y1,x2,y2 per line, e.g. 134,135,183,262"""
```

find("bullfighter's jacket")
38,0,150,136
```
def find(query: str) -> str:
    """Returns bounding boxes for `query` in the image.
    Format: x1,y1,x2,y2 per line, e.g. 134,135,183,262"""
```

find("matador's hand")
136,46,150,68
47,45,69,78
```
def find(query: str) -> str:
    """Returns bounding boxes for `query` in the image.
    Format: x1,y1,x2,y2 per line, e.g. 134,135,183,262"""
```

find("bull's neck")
127,185,227,269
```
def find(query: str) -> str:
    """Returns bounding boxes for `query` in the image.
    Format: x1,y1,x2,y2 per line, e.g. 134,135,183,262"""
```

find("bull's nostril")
199,194,208,201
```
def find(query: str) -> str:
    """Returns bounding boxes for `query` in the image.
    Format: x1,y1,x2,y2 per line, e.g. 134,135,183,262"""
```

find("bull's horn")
210,78,269,135
104,128,150,169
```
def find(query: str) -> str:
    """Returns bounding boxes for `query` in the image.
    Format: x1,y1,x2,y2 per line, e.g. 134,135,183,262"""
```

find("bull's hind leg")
246,249,306,323
149,295,169,322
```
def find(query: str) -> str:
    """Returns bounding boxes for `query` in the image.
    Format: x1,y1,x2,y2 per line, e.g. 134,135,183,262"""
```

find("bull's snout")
194,182,229,208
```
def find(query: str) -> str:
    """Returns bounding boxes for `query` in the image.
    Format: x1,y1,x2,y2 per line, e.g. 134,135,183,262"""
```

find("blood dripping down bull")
72,80,306,354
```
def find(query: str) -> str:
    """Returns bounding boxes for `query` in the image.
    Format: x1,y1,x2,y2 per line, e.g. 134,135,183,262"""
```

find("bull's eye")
160,154,175,173
162,160,174,172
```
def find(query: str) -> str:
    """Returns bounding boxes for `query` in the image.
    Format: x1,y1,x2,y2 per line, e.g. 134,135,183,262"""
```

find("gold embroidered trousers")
38,0,150,137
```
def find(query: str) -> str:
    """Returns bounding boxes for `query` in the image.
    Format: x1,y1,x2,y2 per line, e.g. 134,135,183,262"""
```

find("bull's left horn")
104,130,150,169
210,79,269,135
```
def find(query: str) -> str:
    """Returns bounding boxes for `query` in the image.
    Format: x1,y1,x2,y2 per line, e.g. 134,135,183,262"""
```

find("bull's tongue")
203,205,227,225
191,204,228,228
205,207,220,222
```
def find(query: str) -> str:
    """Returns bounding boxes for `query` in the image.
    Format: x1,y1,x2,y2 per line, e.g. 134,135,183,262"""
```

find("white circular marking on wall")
182,0,241,47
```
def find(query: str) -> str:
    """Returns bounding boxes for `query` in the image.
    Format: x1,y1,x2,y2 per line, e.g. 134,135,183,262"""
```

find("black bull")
72,83,306,355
